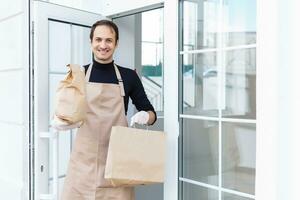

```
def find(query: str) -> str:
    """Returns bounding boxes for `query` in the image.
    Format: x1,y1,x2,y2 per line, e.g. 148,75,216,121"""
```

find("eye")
95,38,101,42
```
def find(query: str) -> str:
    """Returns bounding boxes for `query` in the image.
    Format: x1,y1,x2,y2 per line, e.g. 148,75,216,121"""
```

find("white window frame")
178,0,256,200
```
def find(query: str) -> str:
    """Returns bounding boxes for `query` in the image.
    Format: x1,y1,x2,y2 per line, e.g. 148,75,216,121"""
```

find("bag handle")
132,123,149,131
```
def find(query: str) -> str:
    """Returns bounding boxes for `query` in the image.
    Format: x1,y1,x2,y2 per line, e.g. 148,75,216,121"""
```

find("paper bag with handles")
104,126,166,186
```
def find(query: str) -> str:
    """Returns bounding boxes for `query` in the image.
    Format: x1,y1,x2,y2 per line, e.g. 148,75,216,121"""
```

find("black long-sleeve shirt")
84,60,156,123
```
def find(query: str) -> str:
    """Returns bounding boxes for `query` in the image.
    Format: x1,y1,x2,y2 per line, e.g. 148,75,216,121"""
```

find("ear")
115,40,119,48
90,39,93,49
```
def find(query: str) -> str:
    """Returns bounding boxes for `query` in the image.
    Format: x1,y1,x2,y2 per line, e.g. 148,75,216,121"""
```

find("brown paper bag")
54,64,86,124
104,126,166,187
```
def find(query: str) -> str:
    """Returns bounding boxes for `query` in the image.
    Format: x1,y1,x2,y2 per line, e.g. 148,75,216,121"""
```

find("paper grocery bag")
104,126,166,187
54,64,86,124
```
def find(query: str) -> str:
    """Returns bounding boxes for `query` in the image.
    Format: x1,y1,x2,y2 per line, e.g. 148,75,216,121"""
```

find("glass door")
179,0,256,200
112,7,164,200
33,1,104,199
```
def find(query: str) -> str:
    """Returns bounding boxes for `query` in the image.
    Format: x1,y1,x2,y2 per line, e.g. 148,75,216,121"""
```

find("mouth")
97,49,110,55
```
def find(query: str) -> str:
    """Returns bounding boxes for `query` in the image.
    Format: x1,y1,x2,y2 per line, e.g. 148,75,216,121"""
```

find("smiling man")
60,20,157,200
91,22,116,63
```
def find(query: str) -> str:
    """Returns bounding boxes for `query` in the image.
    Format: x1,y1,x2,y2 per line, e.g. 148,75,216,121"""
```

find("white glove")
130,111,149,127
51,115,82,131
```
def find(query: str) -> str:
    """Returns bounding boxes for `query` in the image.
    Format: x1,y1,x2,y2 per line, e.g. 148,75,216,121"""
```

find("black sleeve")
129,72,157,125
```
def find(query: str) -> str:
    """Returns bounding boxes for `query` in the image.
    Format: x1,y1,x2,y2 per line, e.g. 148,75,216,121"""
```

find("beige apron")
61,63,135,200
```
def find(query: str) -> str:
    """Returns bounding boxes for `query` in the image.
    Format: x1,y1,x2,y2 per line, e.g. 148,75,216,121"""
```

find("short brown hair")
90,20,119,43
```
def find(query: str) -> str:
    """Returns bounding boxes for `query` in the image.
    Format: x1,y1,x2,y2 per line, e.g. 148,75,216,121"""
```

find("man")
60,20,156,200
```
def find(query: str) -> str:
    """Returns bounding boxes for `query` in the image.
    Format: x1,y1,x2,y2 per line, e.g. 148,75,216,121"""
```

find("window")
141,8,164,114
179,0,256,199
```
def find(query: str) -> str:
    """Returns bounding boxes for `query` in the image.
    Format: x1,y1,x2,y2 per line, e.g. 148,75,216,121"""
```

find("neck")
94,56,113,64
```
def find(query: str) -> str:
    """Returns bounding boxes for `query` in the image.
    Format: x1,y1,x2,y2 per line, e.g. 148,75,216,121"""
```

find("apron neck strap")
85,63,93,82
113,63,126,97
85,63,125,97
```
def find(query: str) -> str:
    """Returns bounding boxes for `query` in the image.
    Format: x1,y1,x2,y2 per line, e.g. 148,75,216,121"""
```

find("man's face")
91,25,118,63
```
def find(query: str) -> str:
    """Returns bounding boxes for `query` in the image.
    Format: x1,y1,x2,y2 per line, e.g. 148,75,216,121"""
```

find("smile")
98,49,110,54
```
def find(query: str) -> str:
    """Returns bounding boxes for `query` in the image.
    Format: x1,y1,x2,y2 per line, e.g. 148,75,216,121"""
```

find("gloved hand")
130,111,149,127
51,115,82,131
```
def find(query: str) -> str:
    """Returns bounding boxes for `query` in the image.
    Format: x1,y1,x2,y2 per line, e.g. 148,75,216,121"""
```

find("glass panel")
182,52,218,117
223,0,256,46
58,133,71,175
71,26,92,65
222,192,254,200
49,21,71,72
222,122,256,194
183,0,219,51
59,177,65,197
183,119,219,185
182,181,219,200
142,8,163,43
49,130,72,179
136,184,164,200
222,48,256,119
49,177,65,197
149,117,164,131
141,8,164,113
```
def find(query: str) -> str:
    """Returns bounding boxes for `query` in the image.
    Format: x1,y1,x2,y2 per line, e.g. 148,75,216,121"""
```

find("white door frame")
33,1,104,199
33,1,180,200
163,1,179,200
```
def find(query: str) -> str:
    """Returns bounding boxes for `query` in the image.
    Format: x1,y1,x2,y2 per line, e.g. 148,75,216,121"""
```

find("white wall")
0,0,29,199
257,0,300,200
44,0,104,14
102,0,164,16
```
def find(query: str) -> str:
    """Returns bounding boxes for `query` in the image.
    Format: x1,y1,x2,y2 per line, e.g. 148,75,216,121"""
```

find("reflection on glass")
223,0,256,46
49,21,92,72
141,8,164,113
183,52,218,116
142,8,163,43
183,0,219,50
183,119,219,185
49,21,71,72
222,48,256,119
71,26,92,65
182,181,219,200
222,192,254,200
222,122,256,194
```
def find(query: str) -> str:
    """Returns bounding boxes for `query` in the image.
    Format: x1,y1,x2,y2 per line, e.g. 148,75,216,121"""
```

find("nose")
99,40,108,49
